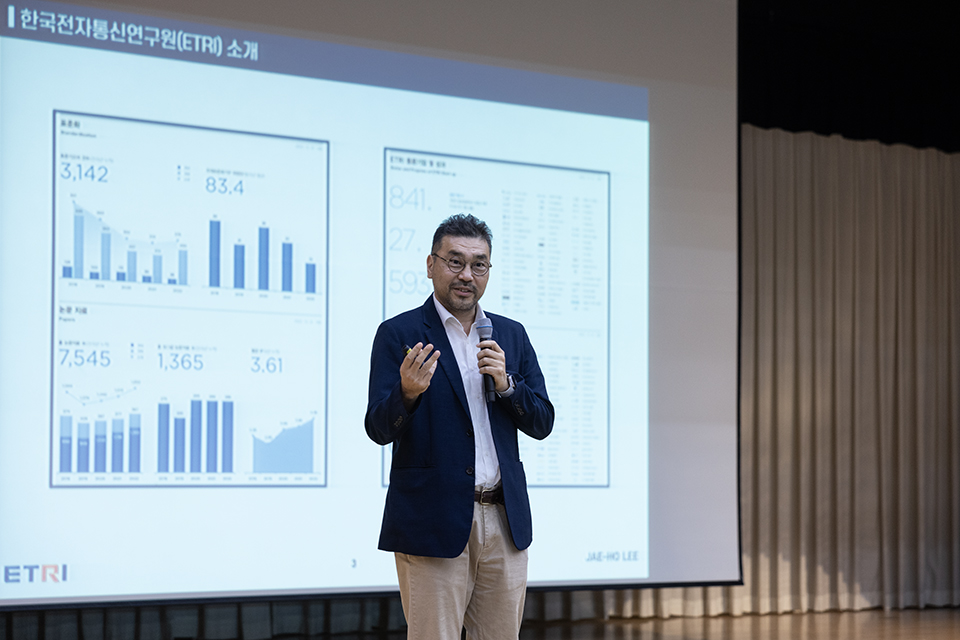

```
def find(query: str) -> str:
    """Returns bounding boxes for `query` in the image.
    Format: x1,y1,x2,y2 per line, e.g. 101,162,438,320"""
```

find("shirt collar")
432,293,485,334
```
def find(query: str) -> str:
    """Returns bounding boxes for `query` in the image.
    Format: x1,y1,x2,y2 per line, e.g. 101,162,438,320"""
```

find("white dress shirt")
433,295,501,489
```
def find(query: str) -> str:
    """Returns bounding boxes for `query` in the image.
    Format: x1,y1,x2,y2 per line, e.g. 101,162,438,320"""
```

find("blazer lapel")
420,297,470,416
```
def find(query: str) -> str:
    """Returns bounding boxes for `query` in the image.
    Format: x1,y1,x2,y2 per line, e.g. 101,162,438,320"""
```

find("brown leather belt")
474,485,504,505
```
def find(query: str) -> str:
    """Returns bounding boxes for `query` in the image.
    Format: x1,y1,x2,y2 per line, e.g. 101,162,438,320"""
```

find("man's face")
427,235,490,320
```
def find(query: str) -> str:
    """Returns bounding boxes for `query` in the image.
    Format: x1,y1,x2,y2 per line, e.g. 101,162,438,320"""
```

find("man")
365,214,554,639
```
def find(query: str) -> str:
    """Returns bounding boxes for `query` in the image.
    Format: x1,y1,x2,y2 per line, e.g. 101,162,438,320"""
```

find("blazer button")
466,467,474,476
466,429,474,437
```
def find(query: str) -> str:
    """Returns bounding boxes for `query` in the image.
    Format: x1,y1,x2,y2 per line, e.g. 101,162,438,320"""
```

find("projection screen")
0,0,739,606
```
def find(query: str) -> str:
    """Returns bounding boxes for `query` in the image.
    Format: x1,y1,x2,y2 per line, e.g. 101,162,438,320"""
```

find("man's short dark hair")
432,214,493,254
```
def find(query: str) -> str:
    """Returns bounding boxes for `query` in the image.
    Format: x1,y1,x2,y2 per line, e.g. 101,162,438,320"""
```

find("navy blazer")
365,296,554,557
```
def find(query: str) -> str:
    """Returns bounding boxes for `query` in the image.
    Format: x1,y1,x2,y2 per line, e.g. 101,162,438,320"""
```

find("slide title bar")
3,0,648,121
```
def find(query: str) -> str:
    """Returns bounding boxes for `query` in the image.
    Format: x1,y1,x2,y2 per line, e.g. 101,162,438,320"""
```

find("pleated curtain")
3,124,959,639
527,124,960,621
583,124,960,620
733,124,960,615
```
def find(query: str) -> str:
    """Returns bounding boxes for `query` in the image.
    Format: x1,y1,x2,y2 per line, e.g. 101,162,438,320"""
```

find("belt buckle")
477,486,499,505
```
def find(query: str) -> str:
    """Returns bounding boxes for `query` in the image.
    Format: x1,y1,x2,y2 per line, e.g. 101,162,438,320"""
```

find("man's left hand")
477,340,509,393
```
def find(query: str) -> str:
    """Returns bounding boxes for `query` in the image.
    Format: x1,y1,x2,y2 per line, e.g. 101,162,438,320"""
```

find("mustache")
449,283,476,293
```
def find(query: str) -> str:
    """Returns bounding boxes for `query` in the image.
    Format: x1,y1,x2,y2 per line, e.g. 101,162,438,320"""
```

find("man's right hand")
400,342,440,411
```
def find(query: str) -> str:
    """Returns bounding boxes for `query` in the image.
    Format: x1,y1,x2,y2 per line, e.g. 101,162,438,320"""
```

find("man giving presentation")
365,214,554,639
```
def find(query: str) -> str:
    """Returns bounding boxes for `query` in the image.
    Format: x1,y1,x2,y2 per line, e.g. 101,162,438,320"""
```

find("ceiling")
739,1,960,153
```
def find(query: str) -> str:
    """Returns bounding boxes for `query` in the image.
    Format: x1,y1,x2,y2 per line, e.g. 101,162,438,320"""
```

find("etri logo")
3,564,68,583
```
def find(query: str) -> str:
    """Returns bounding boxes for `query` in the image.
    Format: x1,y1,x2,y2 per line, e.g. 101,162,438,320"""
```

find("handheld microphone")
475,317,496,402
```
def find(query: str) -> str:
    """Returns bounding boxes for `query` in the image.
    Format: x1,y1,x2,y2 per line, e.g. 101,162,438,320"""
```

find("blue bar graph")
111,419,124,472
61,414,142,475
190,400,202,472
77,423,90,473
223,401,234,473
158,403,170,472
155,399,235,476
258,227,269,290
94,421,107,472
282,242,293,292
59,416,72,473
73,212,84,278
129,413,141,473
208,219,316,293
62,204,212,288
209,220,221,287
101,231,111,281
207,401,218,472
174,417,186,472
234,245,245,288
60,217,316,294
53,397,320,484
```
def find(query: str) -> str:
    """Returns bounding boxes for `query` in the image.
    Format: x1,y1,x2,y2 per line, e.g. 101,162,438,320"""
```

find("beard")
442,284,479,313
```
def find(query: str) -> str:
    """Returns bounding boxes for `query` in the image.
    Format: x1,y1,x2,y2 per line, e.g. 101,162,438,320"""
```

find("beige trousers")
395,501,528,640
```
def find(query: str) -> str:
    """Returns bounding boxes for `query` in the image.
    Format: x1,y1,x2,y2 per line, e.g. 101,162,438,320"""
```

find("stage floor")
516,607,960,640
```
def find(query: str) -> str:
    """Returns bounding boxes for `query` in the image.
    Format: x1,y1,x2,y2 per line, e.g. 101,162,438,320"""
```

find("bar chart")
62,201,320,295
156,399,235,474
55,397,324,486
58,413,142,474
207,219,317,293
50,112,329,488
63,201,189,284
53,112,328,313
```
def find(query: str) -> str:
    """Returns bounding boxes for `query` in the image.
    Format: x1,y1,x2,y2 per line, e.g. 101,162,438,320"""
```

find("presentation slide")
0,0,652,606
53,112,329,488
382,150,611,488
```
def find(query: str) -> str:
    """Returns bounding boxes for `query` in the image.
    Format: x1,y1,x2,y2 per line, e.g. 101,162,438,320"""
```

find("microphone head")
476,317,493,340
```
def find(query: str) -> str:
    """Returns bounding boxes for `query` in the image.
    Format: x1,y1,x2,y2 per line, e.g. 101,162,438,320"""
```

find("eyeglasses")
431,253,491,277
